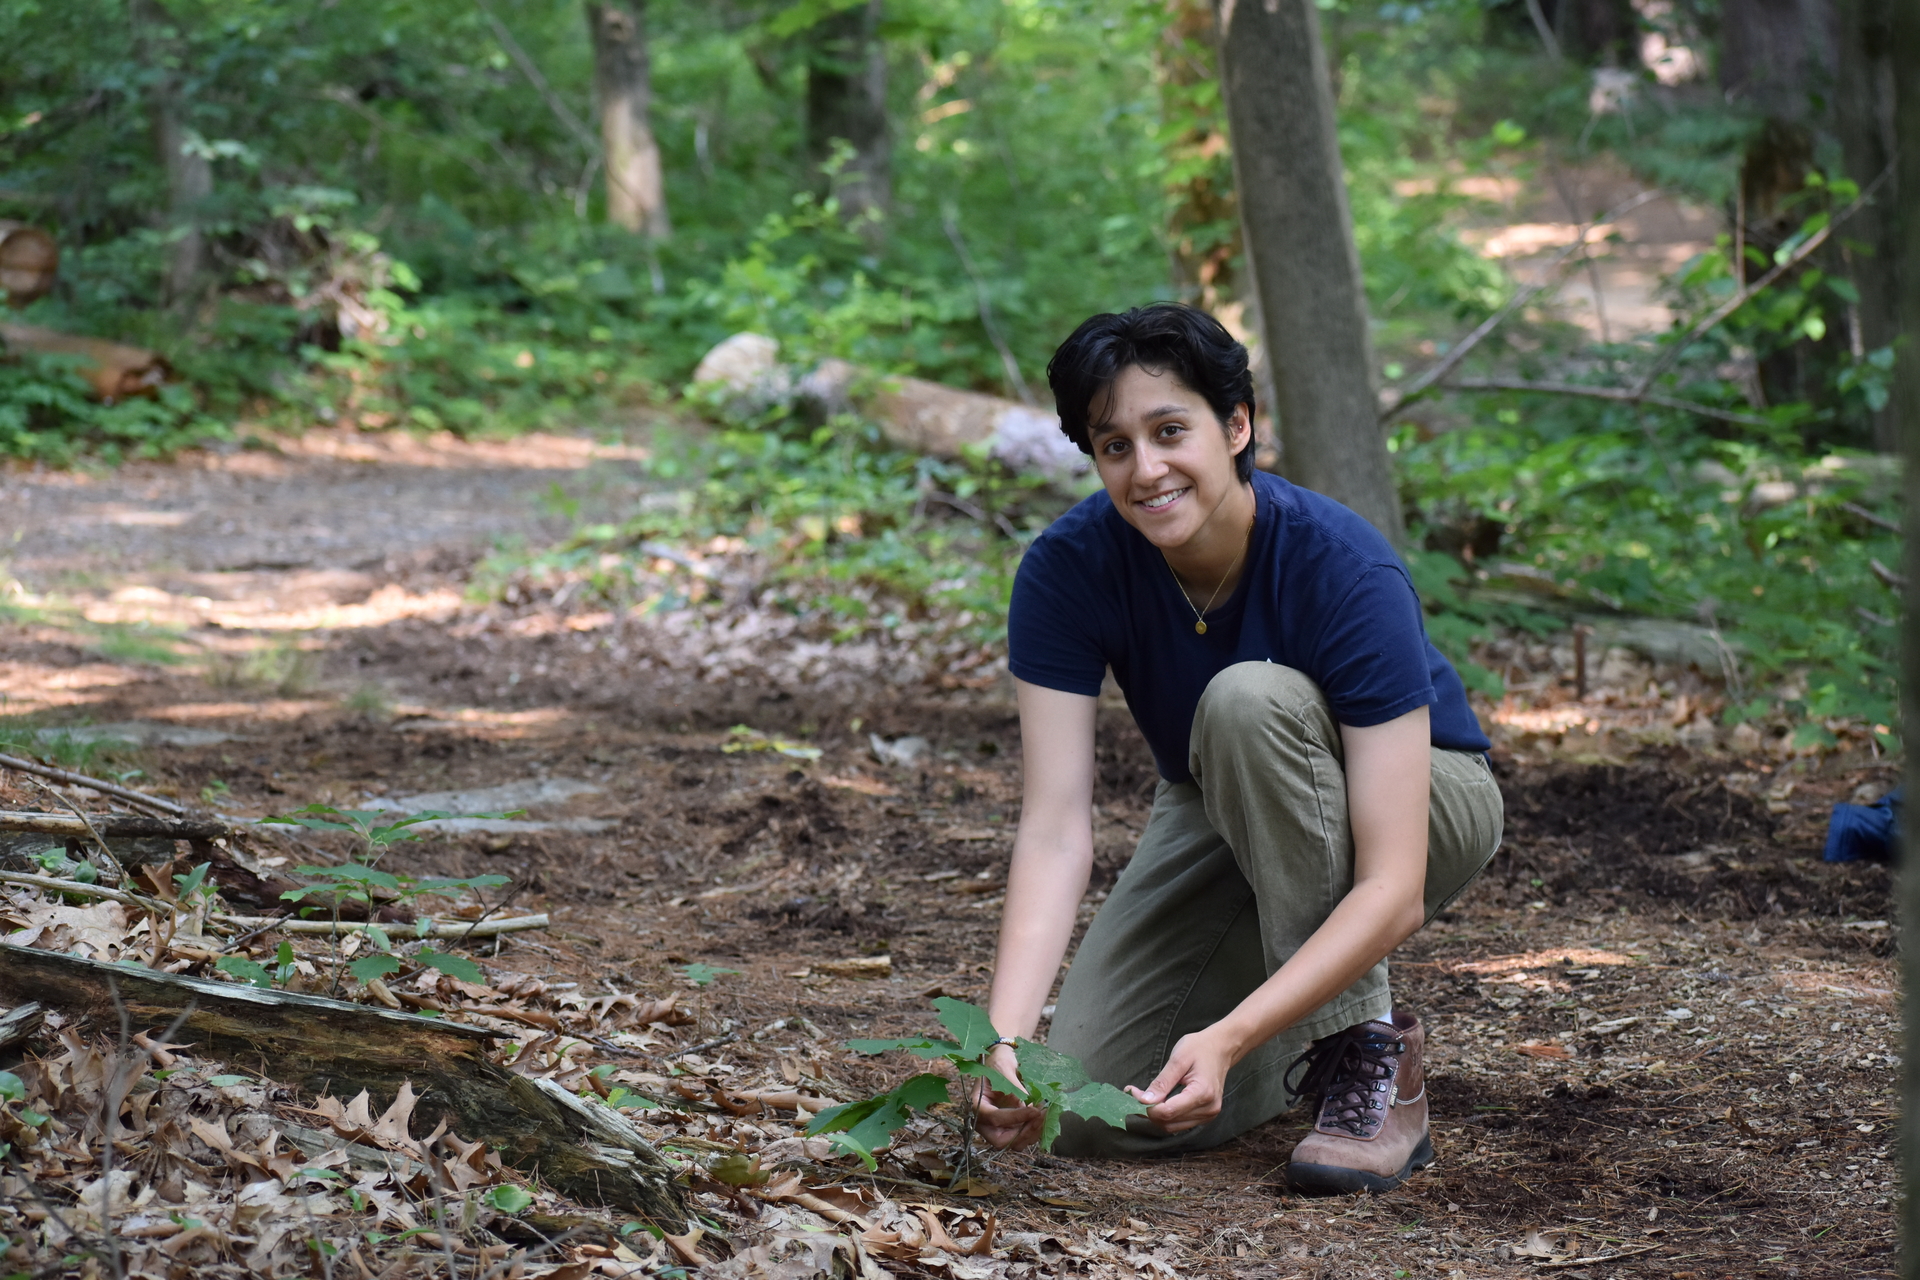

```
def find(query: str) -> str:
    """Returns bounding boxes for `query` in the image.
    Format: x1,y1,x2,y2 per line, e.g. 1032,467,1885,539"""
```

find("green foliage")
481,1185,534,1214
677,963,740,988
821,997,1144,1168
1398,400,1902,733
216,941,296,989
0,353,225,466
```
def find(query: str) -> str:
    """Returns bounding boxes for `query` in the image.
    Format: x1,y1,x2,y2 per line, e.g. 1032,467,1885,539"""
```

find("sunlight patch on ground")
76,582,465,631
263,425,652,470
0,660,147,714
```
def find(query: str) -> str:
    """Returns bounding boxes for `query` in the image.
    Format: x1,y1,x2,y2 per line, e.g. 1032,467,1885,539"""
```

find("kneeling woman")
974,303,1503,1192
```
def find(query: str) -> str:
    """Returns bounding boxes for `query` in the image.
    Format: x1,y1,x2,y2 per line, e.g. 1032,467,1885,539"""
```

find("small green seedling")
482,1185,534,1213
216,941,298,989
678,963,739,988
260,803,513,995
808,997,1145,1169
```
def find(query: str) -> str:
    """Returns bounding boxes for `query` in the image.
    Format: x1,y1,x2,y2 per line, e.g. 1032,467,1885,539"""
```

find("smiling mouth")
1139,488,1190,511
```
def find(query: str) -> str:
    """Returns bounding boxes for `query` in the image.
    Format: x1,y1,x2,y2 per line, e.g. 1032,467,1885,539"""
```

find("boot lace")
1284,1026,1407,1137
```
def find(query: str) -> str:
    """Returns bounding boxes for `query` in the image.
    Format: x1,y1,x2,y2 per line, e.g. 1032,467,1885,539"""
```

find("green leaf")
482,1185,534,1213
172,862,212,900
1015,1040,1090,1094
348,952,402,983
845,1035,962,1058
207,1075,252,1087
931,997,999,1057
678,963,740,987
365,924,392,952
217,955,273,988
1058,1081,1148,1130
0,1070,23,1103
416,949,483,983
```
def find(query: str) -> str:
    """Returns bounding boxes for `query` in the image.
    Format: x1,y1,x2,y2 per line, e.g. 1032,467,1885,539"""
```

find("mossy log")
0,944,688,1225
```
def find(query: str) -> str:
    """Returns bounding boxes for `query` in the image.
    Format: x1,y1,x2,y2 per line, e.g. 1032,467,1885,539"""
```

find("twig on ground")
25,777,133,889
666,1030,743,1059
0,869,172,914
1381,188,1667,418
0,808,230,840
0,752,186,816
213,913,550,938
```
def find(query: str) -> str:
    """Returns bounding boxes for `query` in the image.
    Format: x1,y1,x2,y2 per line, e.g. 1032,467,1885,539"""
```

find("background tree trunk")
1212,0,1402,544
1893,0,1918,1264
805,0,889,227
587,0,670,239
1833,0,1898,449
133,0,211,305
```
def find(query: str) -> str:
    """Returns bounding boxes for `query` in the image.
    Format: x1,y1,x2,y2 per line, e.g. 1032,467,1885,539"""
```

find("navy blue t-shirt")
1007,472,1490,783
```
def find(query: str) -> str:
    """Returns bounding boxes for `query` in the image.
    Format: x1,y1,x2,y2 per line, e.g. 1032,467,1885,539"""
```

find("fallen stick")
215,912,551,939
0,809,229,840
0,752,187,816
0,868,172,914
0,943,690,1225
0,1001,44,1051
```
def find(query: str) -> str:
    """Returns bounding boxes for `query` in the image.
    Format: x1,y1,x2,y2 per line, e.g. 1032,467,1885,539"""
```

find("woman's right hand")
973,1043,1044,1149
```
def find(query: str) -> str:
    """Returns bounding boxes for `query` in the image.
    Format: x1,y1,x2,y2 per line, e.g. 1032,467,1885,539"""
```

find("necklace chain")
1163,511,1255,636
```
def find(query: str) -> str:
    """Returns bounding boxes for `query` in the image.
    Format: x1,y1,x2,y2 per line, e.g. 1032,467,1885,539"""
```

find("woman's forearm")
1209,875,1425,1061
987,824,1094,1037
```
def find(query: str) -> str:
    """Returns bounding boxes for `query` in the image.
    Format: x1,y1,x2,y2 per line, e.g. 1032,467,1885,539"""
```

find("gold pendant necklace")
1164,511,1255,635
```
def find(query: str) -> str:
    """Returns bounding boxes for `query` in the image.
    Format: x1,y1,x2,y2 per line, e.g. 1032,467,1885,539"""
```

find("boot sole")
1286,1132,1434,1195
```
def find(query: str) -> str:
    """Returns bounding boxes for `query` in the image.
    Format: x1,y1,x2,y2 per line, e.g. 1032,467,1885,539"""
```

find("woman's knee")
1194,663,1324,733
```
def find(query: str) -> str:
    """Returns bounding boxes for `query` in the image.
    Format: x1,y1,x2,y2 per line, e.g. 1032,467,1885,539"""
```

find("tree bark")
1212,0,1402,544
806,0,889,227
132,0,211,305
586,0,670,239
1833,0,1899,449
1891,0,1918,1265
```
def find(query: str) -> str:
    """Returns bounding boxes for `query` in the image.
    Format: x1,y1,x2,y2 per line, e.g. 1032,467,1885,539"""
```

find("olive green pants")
1048,662,1504,1156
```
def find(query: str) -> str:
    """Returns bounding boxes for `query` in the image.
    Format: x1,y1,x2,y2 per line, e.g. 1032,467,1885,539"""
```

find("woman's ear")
1227,403,1253,456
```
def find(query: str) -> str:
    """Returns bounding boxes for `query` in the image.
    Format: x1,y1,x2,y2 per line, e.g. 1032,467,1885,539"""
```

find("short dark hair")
1046,302,1257,483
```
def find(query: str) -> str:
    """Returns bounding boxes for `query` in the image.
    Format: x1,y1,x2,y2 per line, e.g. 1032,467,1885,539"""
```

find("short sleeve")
1310,564,1437,727
1006,537,1107,697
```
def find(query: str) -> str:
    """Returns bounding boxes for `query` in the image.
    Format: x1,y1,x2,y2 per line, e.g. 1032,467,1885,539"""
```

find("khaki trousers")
1048,662,1504,1156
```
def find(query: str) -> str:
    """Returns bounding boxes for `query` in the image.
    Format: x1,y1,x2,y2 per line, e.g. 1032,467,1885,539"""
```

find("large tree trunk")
1892,0,1918,1265
1212,0,1402,545
805,0,889,227
132,0,211,305
1833,0,1899,449
586,0,669,239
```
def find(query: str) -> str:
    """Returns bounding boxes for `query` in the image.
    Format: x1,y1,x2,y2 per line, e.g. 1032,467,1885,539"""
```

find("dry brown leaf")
1513,1042,1574,1060
811,956,892,979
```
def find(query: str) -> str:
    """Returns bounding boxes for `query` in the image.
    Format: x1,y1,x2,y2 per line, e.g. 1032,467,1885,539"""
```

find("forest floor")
0,418,1898,1280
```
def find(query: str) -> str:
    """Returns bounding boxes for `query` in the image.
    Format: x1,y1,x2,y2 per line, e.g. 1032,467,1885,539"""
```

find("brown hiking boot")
1284,1010,1433,1194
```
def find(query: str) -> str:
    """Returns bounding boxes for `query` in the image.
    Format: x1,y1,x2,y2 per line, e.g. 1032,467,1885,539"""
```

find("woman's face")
1087,364,1252,552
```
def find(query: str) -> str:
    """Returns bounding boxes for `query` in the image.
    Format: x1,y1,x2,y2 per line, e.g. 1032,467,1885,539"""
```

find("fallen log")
0,809,230,841
216,912,550,939
0,321,171,401
0,222,57,308
689,334,1087,478
0,943,690,1225
0,1001,43,1052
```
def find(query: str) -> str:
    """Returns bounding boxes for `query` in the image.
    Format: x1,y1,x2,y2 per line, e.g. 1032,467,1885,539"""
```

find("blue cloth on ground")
1007,471,1490,783
1822,788,1900,864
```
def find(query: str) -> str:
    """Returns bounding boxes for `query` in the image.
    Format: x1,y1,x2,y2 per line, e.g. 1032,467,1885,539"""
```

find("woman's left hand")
1125,1027,1235,1133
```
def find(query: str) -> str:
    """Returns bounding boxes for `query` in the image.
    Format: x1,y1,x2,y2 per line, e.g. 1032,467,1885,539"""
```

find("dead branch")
0,868,172,914
1869,558,1906,590
0,943,690,1224
1441,377,1777,428
214,912,550,939
1383,188,1667,418
0,752,187,816
1631,167,1893,398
